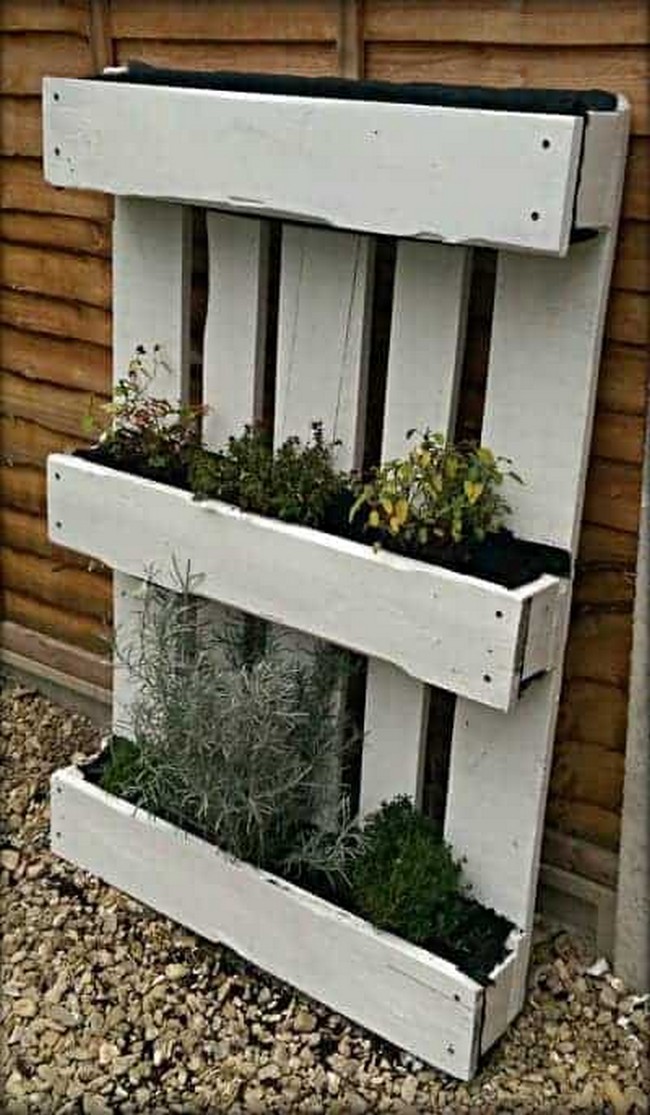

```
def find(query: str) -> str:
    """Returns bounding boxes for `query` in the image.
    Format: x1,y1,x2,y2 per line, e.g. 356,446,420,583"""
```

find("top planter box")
48,454,568,712
42,74,626,255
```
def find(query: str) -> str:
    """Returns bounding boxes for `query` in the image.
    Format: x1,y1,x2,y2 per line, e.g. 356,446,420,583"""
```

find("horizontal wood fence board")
51,764,526,1079
47,455,566,711
42,77,595,254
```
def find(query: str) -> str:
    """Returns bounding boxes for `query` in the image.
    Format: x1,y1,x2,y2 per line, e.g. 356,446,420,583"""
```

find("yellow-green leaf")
464,480,484,505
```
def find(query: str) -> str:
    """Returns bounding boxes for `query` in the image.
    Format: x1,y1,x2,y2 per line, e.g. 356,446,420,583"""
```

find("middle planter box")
47,453,567,711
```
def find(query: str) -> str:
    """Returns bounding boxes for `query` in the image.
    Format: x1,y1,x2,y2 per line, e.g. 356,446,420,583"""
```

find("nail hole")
54,471,61,480
453,993,460,1002
495,609,503,618
542,138,551,149
53,92,60,102
446,1044,455,1055
531,210,540,222
55,520,62,529
54,146,61,156
483,674,492,684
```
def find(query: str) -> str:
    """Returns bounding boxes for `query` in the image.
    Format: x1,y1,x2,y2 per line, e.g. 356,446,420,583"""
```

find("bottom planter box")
51,764,525,1080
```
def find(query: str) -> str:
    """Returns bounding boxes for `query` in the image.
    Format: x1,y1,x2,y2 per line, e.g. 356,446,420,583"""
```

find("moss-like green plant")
189,422,347,529
349,796,465,945
350,429,521,549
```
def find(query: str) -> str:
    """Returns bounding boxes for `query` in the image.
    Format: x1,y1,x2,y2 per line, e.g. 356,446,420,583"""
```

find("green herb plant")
349,795,467,945
103,568,362,890
350,429,521,550
190,421,347,529
85,345,207,478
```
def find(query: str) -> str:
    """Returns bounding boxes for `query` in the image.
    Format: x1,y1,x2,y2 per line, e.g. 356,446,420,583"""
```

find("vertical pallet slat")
199,212,270,658
274,225,375,817
360,241,472,816
112,198,192,734
445,222,627,1031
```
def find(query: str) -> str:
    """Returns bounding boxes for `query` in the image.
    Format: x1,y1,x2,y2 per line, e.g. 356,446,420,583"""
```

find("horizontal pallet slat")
47,454,567,712
1,414,82,466
2,325,110,393
1,370,105,438
42,77,602,254
2,242,111,309
51,765,525,1080
0,211,111,257
1,32,92,95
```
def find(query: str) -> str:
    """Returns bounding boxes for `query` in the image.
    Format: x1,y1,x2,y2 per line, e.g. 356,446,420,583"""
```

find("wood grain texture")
606,291,650,347
44,79,586,254
0,97,41,156
2,326,110,393
0,2,88,33
546,797,621,851
613,221,650,293
622,138,650,220
557,679,629,751
592,411,646,465
51,766,495,1081
584,459,643,534
1,371,101,441
1,414,83,466
365,45,648,135
0,290,111,348
338,0,364,78
596,343,649,416
550,740,625,813
0,212,111,257
1,462,47,515
541,827,619,888
578,523,639,566
0,32,92,94
0,546,110,620
365,0,650,45
0,619,111,691
0,504,106,572
2,243,111,309
573,569,635,608
110,0,338,41
565,611,633,688
0,157,110,220
47,455,564,711
1,588,110,654
114,40,337,74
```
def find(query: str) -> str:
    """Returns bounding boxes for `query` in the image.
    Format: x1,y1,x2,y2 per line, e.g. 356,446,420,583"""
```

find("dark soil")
76,445,570,590
84,739,514,986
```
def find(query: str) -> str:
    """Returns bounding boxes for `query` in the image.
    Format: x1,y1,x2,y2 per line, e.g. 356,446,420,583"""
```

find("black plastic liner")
100,61,617,117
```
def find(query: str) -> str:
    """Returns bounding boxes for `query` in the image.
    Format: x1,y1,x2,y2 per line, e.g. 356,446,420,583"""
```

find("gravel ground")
1,678,648,1114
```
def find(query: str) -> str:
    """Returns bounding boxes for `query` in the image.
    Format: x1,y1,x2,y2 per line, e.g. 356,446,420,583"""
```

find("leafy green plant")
102,570,361,889
349,796,466,945
350,429,521,550
85,345,207,477
189,422,347,529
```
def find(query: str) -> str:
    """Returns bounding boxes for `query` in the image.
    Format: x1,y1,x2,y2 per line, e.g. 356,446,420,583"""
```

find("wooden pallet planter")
43,69,629,1080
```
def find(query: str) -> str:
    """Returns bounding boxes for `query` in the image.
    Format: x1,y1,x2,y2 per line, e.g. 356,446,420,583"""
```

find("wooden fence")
1,0,648,912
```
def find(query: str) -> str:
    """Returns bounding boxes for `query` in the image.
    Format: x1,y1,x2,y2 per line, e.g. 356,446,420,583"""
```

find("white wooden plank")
445,105,628,1024
112,198,192,735
201,211,269,448
360,242,471,816
48,455,563,711
275,225,373,467
44,78,585,254
576,103,629,229
199,211,270,660
51,764,484,1079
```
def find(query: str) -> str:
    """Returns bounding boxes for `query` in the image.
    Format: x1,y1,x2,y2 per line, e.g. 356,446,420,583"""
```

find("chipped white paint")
51,764,525,1079
361,242,471,816
44,77,589,254
112,199,192,734
48,454,563,712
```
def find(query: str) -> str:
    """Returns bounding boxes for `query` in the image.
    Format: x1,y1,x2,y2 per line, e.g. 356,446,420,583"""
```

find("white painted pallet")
48,453,566,712
51,764,523,1081
43,77,624,255
43,71,629,1079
